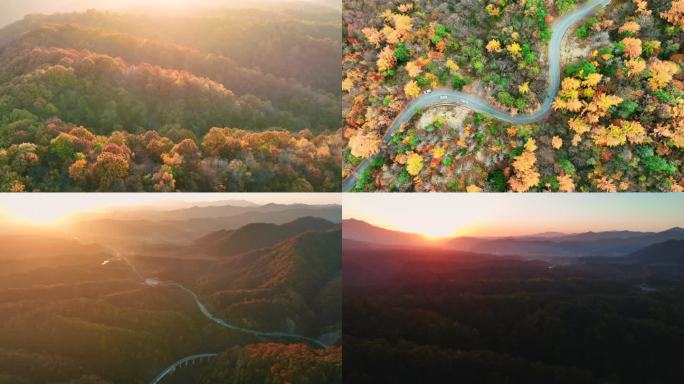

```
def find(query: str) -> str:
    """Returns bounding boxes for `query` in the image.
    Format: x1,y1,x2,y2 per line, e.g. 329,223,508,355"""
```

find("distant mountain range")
0,207,341,382
199,216,338,257
343,219,684,258
58,203,341,244
343,219,684,286
342,219,431,248
628,239,684,264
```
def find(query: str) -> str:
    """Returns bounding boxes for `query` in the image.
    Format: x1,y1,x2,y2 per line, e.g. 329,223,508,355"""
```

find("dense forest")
344,238,684,383
343,0,684,192
0,1,342,191
0,203,342,383
199,343,341,384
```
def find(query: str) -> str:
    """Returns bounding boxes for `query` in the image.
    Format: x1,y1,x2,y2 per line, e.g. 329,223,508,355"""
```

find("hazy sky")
343,194,684,238
0,0,335,28
0,193,340,224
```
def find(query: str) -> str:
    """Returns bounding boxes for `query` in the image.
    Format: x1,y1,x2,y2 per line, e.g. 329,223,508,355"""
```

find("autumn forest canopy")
343,0,684,192
0,1,342,191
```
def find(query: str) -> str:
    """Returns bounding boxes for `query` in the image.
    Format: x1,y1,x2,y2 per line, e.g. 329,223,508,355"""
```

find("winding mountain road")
102,249,329,384
342,0,611,192
162,282,328,348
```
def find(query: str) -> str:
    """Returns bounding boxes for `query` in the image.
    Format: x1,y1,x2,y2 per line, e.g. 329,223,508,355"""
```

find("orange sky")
0,193,340,225
343,194,684,238
0,0,321,28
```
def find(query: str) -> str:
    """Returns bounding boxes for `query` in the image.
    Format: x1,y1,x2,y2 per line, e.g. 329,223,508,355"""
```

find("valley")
342,195,684,384
0,198,342,383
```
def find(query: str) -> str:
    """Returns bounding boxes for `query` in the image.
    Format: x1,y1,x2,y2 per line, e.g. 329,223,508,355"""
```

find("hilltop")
0,1,341,191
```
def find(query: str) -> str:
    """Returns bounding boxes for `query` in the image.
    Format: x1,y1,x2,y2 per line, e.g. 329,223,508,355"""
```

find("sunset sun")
417,225,462,239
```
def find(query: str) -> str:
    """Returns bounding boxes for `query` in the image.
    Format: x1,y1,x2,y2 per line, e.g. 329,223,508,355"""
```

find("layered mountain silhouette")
342,218,431,248
629,238,684,264
199,216,338,257
64,204,341,243
0,202,341,383
343,219,684,258
344,224,684,384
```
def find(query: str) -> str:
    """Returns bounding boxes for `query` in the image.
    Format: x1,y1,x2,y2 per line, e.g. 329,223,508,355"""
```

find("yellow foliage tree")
597,176,617,192
342,77,354,92
485,4,501,17
486,39,502,53
661,0,684,28
633,0,651,16
404,80,421,98
508,138,540,192
552,98,567,111
506,43,522,59
582,73,603,87
621,37,642,58
557,174,575,192
569,118,590,135
648,59,680,90
381,26,401,44
593,120,646,147
566,99,584,112
625,58,646,77
348,131,381,158
362,27,382,47
405,61,422,77
618,21,641,34
377,46,396,72
406,152,423,175
592,94,623,113
432,146,446,159
392,14,413,37
561,77,581,94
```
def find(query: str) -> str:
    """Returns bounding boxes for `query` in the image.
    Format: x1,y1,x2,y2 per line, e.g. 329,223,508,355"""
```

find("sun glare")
0,193,340,226
152,0,189,7
380,220,469,240
3,205,73,225
358,214,475,240
418,226,461,239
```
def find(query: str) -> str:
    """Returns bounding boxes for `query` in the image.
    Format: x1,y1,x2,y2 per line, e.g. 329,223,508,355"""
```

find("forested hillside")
344,240,684,383
200,343,341,384
134,226,343,338
0,209,341,383
0,1,341,191
343,0,684,192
